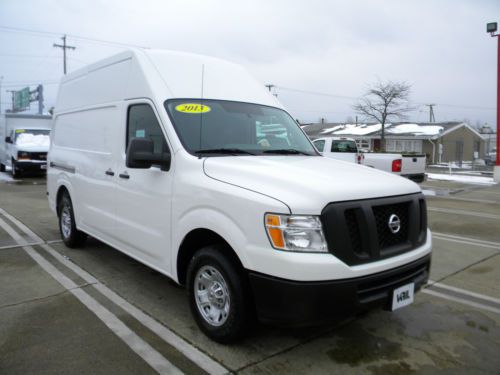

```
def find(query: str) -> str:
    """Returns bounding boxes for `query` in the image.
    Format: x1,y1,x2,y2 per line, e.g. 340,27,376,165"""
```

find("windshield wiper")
263,149,312,156
195,148,256,156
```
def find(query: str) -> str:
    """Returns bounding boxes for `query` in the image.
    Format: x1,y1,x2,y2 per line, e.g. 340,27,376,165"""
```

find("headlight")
265,214,327,252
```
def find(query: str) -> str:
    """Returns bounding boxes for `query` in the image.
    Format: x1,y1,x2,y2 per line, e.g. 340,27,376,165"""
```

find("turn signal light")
265,214,285,249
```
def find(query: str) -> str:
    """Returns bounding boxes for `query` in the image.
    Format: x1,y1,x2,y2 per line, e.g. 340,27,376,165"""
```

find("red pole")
497,35,500,166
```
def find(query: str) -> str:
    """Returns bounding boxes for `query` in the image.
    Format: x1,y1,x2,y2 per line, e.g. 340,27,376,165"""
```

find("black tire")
58,192,87,248
0,163,5,172
187,245,254,343
11,161,21,179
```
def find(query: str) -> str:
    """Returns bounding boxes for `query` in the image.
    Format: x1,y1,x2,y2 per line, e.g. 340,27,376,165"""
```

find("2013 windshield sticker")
175,103,211,114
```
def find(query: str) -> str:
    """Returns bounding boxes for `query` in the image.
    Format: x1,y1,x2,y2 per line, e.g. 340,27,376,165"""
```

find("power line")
0,53,89,64
276,86,358,100
276,85,496,111
0,25,147,49
1,81,59,88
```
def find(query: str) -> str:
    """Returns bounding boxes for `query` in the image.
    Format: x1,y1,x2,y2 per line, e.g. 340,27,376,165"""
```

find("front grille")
373,202,409,250
345,208,363,255
29,152,47,161
321,193,427,266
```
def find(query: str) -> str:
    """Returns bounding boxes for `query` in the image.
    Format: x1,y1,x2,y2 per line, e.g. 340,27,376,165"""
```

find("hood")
203,156,421,214
14,144,50,153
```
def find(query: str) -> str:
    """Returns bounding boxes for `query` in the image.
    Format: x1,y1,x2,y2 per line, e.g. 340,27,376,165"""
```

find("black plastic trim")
248,254,431,327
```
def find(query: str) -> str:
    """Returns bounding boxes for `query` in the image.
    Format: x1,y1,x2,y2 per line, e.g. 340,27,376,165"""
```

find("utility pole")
425,104,436,123
53,35,76,75
37,85,44,115
265,84,278,97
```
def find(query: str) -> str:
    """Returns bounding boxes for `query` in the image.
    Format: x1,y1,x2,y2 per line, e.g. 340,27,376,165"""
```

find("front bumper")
248,254,430,327
14,161,47,171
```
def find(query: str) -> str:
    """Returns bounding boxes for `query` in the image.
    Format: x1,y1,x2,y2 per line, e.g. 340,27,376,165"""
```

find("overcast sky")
0,0,499,126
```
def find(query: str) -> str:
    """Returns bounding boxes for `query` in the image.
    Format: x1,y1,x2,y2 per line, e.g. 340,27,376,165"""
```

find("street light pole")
487,22,500,181
496,34,500,167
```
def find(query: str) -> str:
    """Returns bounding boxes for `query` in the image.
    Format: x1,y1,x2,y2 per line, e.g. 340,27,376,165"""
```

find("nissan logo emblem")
388,214,401,234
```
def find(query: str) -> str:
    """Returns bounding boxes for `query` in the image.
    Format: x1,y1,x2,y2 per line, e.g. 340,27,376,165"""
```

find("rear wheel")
58,192,87,248
187,245,254,343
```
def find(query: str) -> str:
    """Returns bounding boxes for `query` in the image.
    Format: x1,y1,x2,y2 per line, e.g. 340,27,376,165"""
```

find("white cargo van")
48,49,432,343
0,114,51,178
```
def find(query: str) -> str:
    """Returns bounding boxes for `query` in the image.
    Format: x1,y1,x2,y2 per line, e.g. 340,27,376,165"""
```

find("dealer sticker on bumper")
391,283,415,311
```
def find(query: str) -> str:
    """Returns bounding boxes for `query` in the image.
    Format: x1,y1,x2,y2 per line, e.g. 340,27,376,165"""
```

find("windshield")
331,140,358,153
14,129,50,147
165,99,317,156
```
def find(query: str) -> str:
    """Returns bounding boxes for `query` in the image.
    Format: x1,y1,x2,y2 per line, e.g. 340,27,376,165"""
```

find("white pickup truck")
312,137,363,164
313,137,426,182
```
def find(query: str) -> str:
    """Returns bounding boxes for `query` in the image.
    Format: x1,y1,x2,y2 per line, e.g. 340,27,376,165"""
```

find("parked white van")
0,114,51,178
48,49,431,343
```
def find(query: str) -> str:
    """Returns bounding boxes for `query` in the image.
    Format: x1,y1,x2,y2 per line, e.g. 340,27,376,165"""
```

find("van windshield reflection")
165,99,317,156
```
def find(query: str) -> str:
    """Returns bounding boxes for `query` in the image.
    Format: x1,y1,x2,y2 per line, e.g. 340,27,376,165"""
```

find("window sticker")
175,103,211,114
135,129,146,138
15,129,26,133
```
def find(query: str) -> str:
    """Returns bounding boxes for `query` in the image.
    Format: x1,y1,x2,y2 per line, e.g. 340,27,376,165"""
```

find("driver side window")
127,104,169,155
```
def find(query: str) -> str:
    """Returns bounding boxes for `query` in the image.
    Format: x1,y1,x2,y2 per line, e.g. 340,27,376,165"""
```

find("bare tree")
353,80,413,151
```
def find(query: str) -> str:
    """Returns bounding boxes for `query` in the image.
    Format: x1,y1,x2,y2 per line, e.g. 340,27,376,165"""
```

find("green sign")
13,87,30,110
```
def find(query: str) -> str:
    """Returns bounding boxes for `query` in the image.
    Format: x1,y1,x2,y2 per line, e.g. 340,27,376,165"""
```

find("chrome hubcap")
194,266,230,326
61,205,72,239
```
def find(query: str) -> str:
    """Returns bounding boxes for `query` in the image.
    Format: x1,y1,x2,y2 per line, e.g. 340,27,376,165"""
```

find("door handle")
105,169,115,176
119,172,130,179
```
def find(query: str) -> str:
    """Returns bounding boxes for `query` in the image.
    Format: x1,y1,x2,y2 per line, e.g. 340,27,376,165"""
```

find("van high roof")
56,49,282,113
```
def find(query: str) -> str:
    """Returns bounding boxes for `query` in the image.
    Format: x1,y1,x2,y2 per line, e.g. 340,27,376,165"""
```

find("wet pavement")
0,172,499,374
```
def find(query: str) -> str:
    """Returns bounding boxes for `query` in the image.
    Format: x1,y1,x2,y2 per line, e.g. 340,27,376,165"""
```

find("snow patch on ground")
422,189,436,196
426,173,496,185
0,171,15,182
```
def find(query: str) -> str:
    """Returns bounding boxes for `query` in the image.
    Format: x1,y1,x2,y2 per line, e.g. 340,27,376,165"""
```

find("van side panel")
56,58,132,111
51,105,120,241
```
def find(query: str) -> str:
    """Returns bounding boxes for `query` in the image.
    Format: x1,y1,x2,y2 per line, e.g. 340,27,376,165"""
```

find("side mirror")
5,136,12,144
126,138,171,171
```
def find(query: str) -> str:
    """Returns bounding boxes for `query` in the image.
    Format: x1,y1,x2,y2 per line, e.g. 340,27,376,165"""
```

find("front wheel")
187,245,254,343
11,161,21,179
58,193,87,248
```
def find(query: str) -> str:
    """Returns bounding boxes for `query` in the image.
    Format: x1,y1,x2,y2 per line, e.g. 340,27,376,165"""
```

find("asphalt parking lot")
0,172,499,374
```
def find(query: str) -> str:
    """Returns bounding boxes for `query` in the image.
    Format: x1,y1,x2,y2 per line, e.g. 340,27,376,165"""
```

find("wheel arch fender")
173,208,249,285
55,177,74,216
